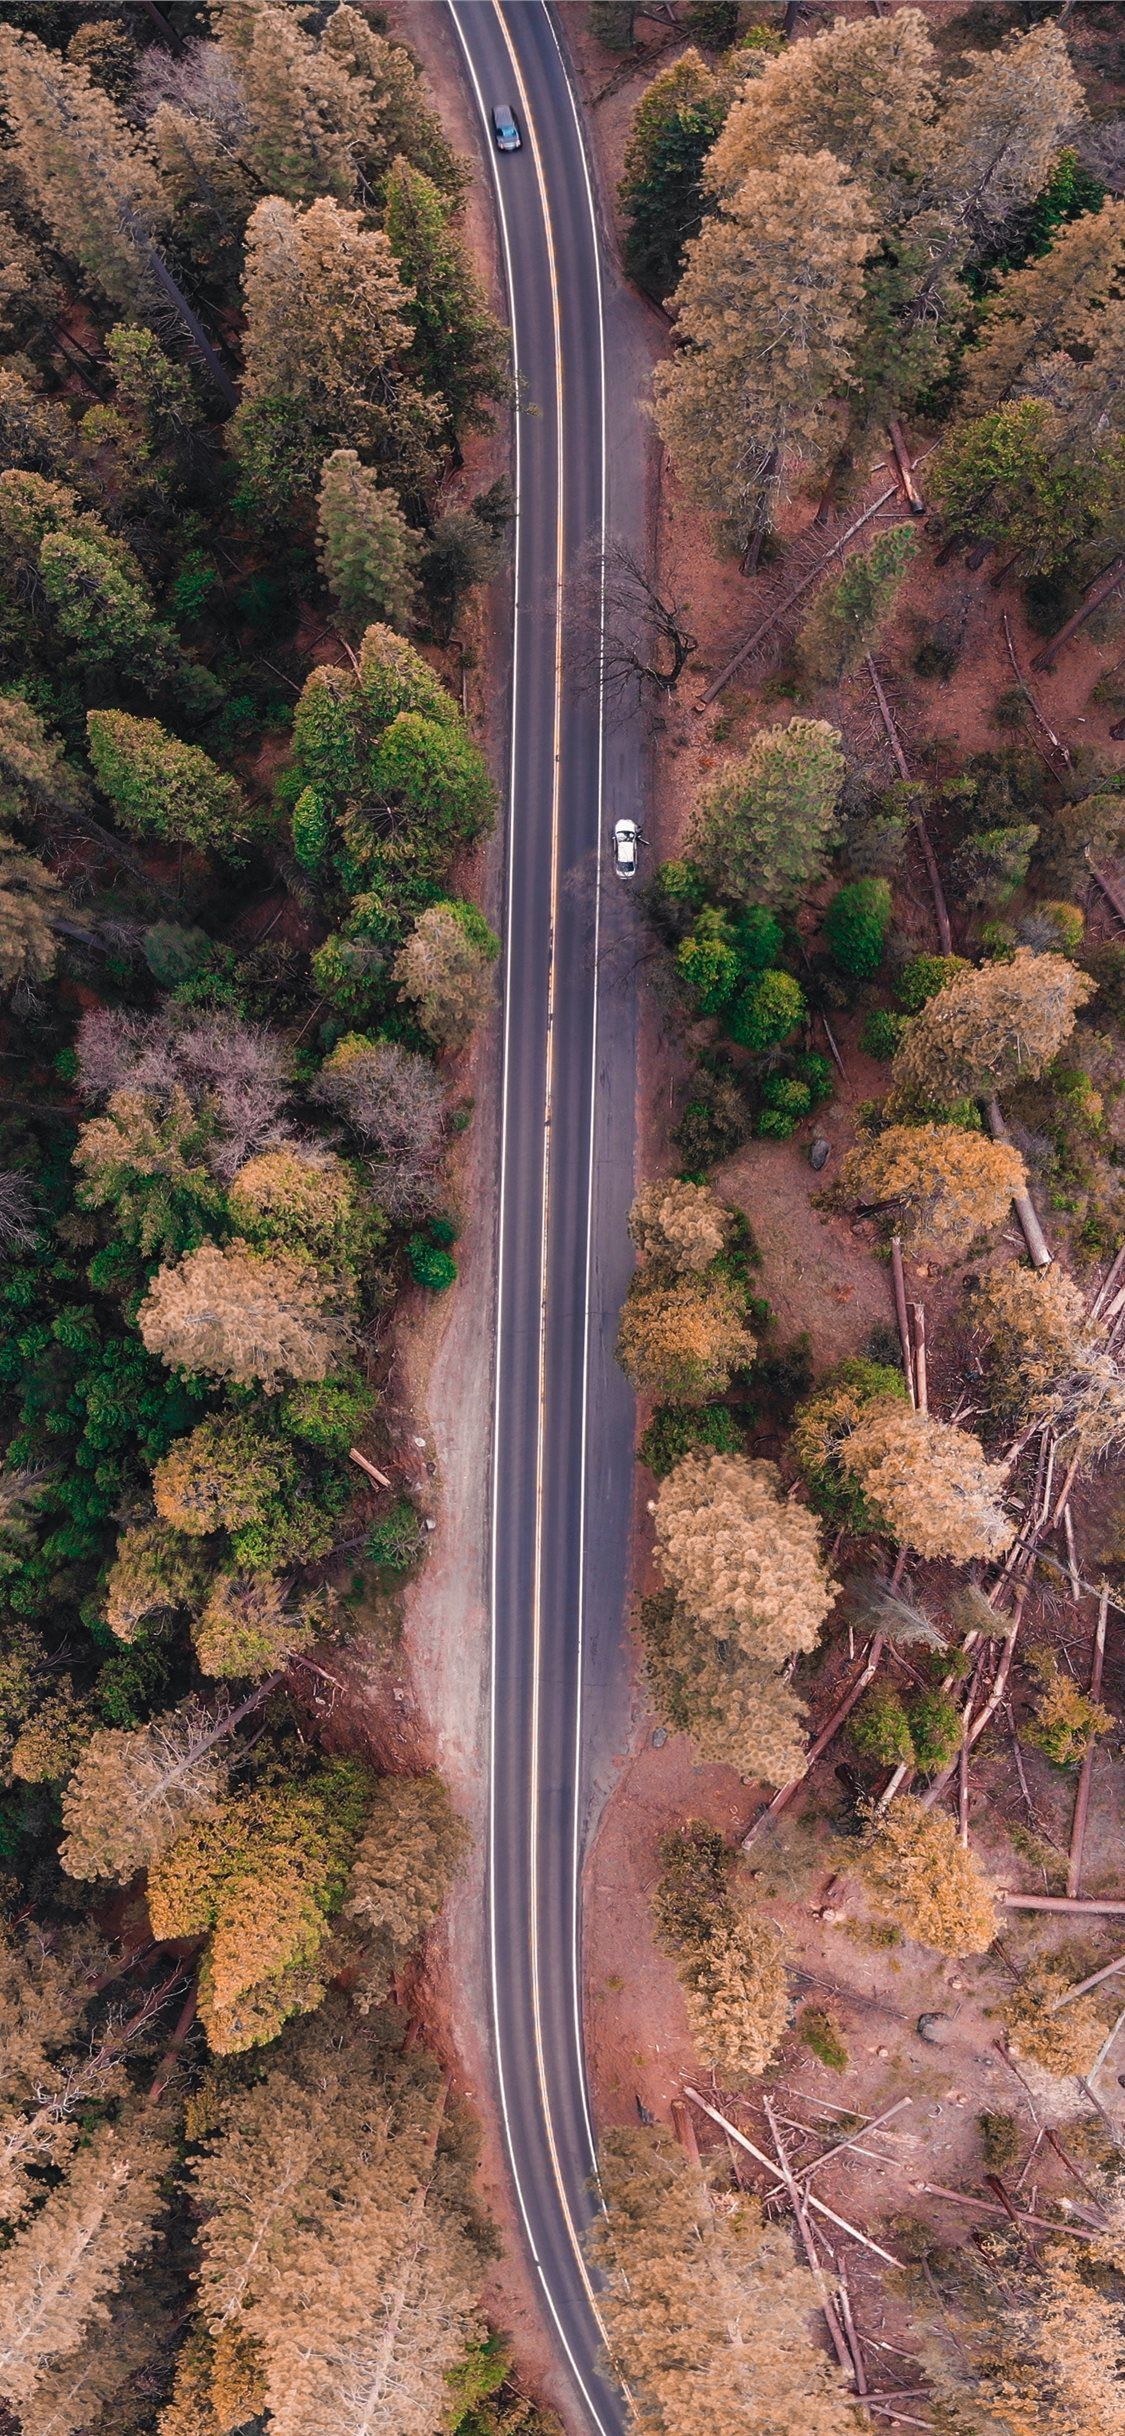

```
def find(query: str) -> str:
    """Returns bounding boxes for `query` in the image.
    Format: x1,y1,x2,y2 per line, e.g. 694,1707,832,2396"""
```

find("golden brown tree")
139,1241,353,1388
617,1267,754,1406
840,1122,1026,1263
839,1399,1013,1561
0,830,60,996
392,900,498,1052
654,1453,836,1662
629,1178,731,1273
60,1697,237,1883
860,1796,997,1954
0,29,167,316
0,2109,172,2420
934,21,1086,243
590,2127,856,2436
707,6,938,202
961,201,1125,419
1003,1963,1106,2081
647,1604,808,1789
654,152,875,548
892,950,1093,1109
346,1773,466,1995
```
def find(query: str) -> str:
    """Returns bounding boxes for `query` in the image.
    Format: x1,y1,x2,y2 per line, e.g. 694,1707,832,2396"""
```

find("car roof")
493,103,515,121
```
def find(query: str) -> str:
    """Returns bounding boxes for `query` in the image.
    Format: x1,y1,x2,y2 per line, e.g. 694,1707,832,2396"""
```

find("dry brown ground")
571,0,1125,2326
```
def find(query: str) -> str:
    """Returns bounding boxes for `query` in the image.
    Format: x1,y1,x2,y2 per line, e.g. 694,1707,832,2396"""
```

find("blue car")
492,103,522,154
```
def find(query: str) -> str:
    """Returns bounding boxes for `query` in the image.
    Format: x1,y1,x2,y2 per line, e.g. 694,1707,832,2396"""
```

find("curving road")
445,6,647,2429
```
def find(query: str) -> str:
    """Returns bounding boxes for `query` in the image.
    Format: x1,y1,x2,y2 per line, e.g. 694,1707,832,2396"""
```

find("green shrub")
798,2005,848,2071
852,1687,914,1766
365,1498,426,1573
727,968,805,1051
794,1052,833,1107
824,878,892,980
408,1237,458,1290
894,953,971,1013
760,1074,812,1122
861,1009,905,1061
978,2110,1020,2171
733,905,783,974
676,907,739,1012
906,1690,962,1773
639,1402,743,1477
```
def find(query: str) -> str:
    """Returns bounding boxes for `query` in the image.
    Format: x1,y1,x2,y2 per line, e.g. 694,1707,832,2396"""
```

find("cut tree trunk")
983,1097,1052,1269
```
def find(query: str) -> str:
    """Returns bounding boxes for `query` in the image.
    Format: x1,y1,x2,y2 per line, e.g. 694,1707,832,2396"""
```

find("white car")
612,817,640,878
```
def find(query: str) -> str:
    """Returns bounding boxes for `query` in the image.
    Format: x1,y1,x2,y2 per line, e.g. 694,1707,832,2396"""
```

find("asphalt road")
445,6,646,2429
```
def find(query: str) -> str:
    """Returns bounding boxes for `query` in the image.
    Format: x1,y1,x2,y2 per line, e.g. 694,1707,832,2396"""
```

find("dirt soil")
572,0,1125,2339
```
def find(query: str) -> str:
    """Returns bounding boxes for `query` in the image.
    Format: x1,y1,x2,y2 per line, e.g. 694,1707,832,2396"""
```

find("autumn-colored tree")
793,1356,908,1527
392,898,499,1051
860,1795,997,1954
346,1773,466,1994
190,1995,483,2436
139,1241,353,1389
60,1696,240,1882
591,2127,856,2436
233,194,442,510
213,0,459,208
0,2109,172,2420
86,711,253,854
385,156,509,440
654,153,875,548
617,1267,754,1405
0,1927,124,2227
934,21,1086,244
619,48,726,301
653,1826,789,2082
629,1177,730,1274
1026,1646,1114,1770
1003,1961,1105,2082
973,1263,1089,1414
315,1033,446,1218
892,949,1093,1109
687,718,845,907
839,1122,1026,1263
152,1412,299,1540
798,526,918,685
148,1762,367,2052
103,1519,207,1643
0,29,168,317
961,200,1125,419
655,1452,836,1662
926,2245,1125,2436
707,7,939,204
76,1003,289,1184
73,1089,225,1260
193,1573,324,1683
640,1592,808,1787
839,1399,1013,1561
0,363,72,480
228,1146,374,1278
0,830,60,996
9,1681,93,1785
315,448,420,633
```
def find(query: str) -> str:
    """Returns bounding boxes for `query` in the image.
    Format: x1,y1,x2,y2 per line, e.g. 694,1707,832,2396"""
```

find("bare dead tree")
569,535,697,709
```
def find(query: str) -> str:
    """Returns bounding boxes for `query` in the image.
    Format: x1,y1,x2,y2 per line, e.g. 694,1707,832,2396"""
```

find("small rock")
810,1135,831,1171
876,2045,890,2059
424,1517,437,1532
918,2011,953,2046
651,1726,668,1749
412,1434,426,1449
818,1906,845,1924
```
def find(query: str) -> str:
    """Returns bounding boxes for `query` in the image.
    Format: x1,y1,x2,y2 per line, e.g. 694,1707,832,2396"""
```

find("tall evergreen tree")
0,29,168,317
384,157,509,442
707,7,939,205
591,2127,856,2436
316,448,421,633
0,2111,171,2421
935,21,1086,244
961,200,1125,417
619,49,727,303
233,194,443,512
654,154,875,547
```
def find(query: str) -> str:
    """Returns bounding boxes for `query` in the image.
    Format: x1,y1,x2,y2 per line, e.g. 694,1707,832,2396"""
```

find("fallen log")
891,1237,916,1409
763,2099,857,2387
1067,1583,1108,1898
1086,852,1125,932
917,2183,1099,2239
983,1097,1052,1270
865,654,953,955
696,487,901,707
741,1635,885,1847
887,418,925,514
349,1447,393,1491
999,1891,1125,1915
1032,552,1125,672
1001,611,1071,770
683,2089,906,2267
1048,1951,1125,2012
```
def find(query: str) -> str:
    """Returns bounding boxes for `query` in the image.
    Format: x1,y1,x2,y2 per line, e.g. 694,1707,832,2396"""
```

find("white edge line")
444,11,617,2434
537,0,609,2187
